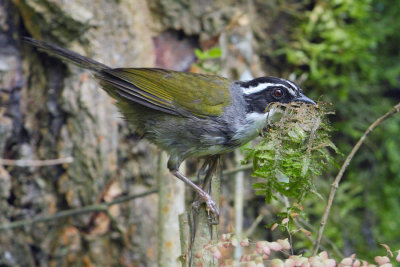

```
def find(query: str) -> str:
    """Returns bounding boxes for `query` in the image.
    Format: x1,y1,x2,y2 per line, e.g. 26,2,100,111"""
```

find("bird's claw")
192,194,219,225
205,197,219,225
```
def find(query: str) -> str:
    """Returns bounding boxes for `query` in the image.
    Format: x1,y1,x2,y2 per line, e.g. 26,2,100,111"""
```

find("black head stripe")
239,76,300,97
240,76,285,88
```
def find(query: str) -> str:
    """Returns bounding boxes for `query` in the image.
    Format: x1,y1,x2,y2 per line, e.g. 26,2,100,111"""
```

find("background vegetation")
273,0,400,259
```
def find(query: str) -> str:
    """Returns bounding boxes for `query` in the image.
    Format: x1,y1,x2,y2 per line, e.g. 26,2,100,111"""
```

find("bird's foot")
192,193,219,225
169,168,219,224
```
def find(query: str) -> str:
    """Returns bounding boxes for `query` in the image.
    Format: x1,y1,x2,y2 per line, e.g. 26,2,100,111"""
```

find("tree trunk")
1,0,160,266
0,0,269,265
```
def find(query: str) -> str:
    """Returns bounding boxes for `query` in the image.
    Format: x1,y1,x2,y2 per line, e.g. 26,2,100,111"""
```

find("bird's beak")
293,93,317,105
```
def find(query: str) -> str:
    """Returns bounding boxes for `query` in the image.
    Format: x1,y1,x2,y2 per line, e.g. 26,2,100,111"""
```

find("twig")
0,156,74,166
281,196,294,255
0,189,157,231
244,214,264,237
278,195,343,257
187,163,252,182
295,217,344,258
222,163,252,176
104,189,157,205
302,117,321,176
313,101,400,255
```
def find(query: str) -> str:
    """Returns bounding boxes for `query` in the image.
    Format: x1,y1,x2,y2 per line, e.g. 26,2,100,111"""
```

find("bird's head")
238,77,316,114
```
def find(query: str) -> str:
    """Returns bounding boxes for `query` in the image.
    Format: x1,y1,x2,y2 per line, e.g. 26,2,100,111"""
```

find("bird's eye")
273,89,284,99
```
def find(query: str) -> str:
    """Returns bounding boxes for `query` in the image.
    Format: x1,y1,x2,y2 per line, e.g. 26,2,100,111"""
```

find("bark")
191,170,220,267
179,212,190,266
233,150,244,261
157,151,185,266
1,0,159,266
0,0,279,265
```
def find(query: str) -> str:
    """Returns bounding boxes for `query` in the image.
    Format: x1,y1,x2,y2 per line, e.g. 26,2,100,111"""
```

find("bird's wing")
98,68,232,118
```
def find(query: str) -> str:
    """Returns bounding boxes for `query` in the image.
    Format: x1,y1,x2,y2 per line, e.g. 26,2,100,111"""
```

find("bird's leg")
191,155,220,224
170,169,219,219
168,156,220,222
197,160,209,183
200,155,219,192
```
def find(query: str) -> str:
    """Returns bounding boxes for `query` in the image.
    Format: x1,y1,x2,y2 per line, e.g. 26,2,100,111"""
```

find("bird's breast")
231,108,277,145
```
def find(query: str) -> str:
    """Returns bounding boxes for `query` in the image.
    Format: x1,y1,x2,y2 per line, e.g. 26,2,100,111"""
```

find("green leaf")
194,47,222,60
252,182,267,189
194,48,206,60
207,47,222,58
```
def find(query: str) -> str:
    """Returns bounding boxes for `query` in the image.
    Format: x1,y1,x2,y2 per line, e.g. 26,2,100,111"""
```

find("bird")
23,37,316,220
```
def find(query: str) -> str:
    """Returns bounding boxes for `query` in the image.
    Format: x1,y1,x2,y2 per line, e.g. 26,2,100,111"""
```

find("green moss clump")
247,102,336,203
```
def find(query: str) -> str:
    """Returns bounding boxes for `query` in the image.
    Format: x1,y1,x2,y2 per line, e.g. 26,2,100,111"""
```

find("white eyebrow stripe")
243,83,289,95
286,87,296,96
286,80,297,89
285,80,299,96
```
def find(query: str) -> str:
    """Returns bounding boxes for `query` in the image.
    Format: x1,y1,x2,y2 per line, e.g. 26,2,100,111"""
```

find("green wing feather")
100,68,232,118
21,38,231,118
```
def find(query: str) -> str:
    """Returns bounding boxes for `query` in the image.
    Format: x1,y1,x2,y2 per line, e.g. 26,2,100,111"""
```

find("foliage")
194,47,222,73
259,0,400,259
246,103,336,203
194,47,222,60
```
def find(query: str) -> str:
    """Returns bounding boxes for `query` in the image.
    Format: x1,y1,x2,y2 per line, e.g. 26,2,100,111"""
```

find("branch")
244,214,264,237
234,150,245,261
157,151,184,266
0,156,74,166
278,195,343,258
222,163,252,177
0,189,157,231
191,156,220,267
179,213,190,267
295,217,344,258
313,101,400,255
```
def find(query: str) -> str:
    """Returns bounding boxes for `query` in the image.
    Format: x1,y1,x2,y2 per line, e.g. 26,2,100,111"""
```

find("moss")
13,0,91,43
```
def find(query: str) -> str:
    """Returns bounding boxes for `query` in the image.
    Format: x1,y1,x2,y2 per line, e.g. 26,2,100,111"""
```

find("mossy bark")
191,173,220,267
0,0,286,265
1,0,160,266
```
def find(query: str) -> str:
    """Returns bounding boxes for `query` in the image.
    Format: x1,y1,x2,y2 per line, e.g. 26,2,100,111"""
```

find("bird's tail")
22,37,109,72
